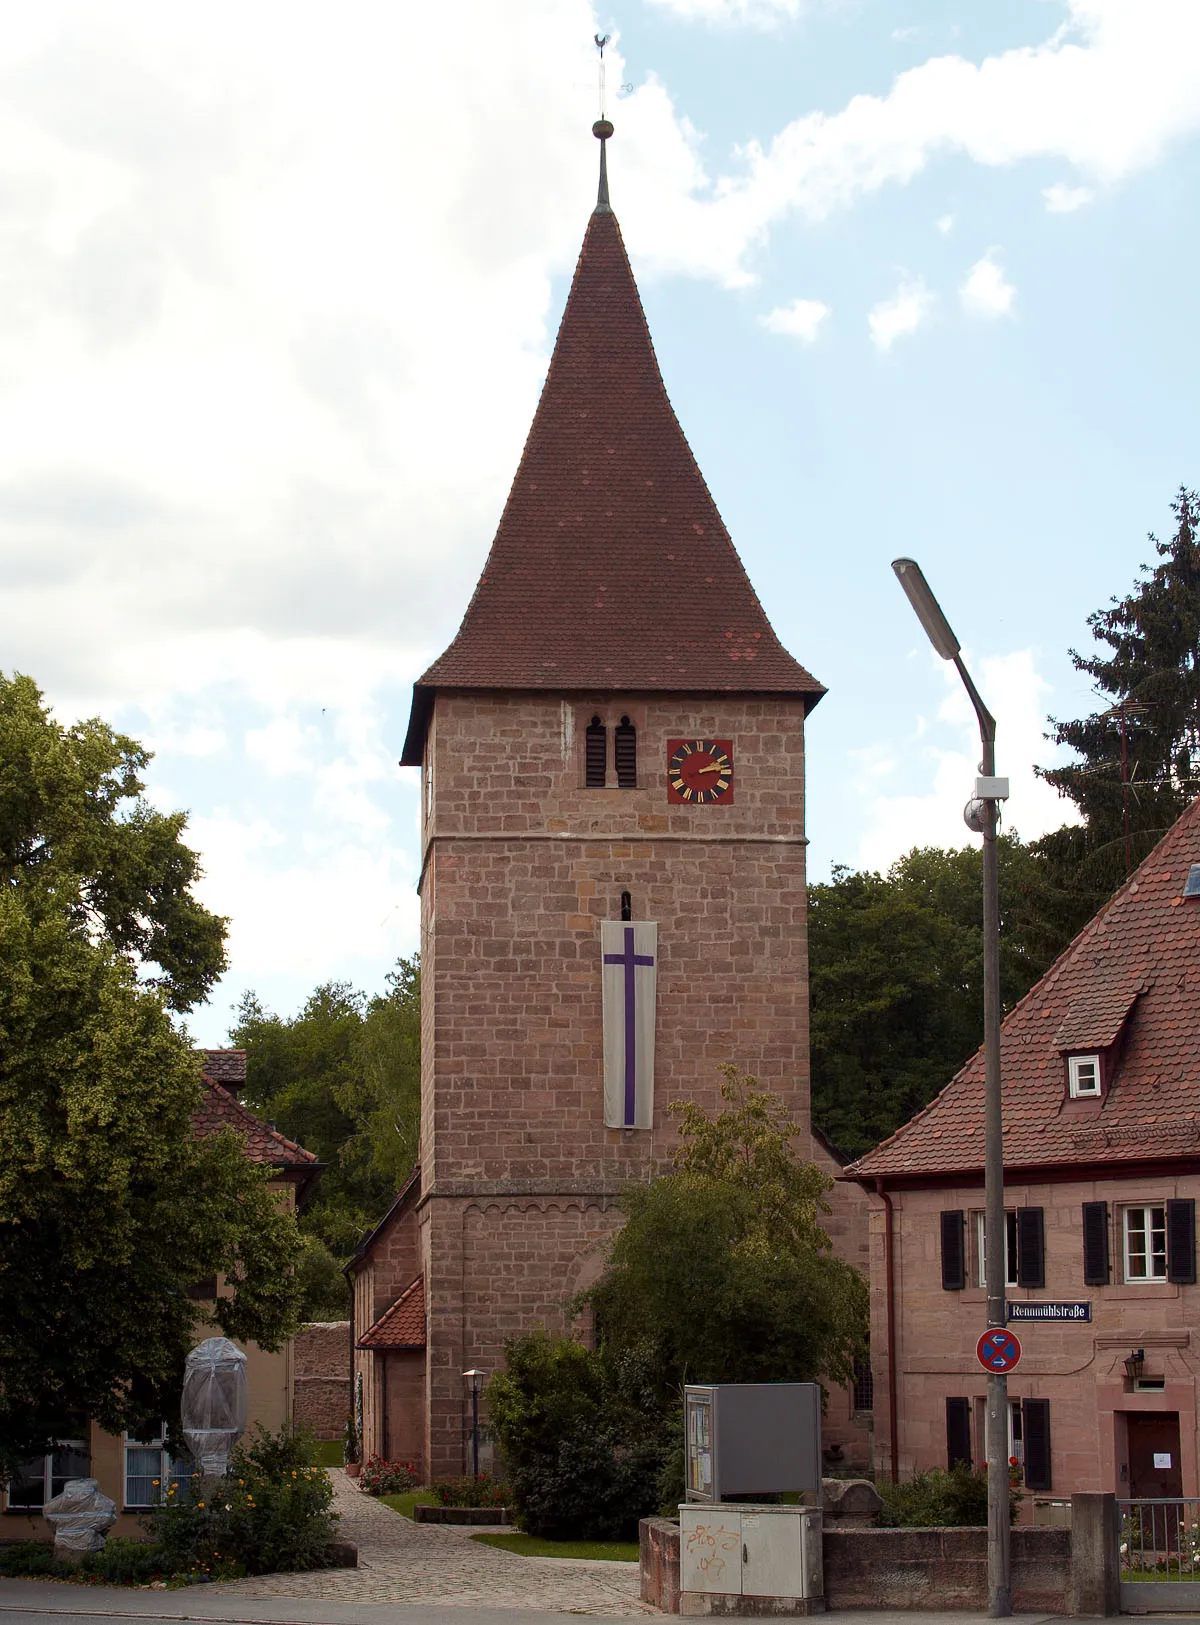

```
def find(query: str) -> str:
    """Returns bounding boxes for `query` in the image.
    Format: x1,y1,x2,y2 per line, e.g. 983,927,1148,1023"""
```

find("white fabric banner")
601,921,657,1130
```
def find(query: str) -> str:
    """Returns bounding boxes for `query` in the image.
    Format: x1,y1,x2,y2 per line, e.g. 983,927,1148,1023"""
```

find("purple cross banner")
601,921,657,1129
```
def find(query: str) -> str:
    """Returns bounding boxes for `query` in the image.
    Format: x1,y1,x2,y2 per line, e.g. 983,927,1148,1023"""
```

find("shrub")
488,1330,671,1541
82,1537,169,1585
343,1416,360,1466
0,1542,74,1578
360,1456,421,1496
146,1424,338,1577
432,1472,508,1509
876,1463,1014,1527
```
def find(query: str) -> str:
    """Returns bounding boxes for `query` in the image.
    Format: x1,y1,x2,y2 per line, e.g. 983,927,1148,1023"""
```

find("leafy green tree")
808,839,1053,1157
0,873,302,1481
231,958,420,1256
0,672,226,1011
585,1067,867,1395
295,1236,352,1321
1035,486,1200,936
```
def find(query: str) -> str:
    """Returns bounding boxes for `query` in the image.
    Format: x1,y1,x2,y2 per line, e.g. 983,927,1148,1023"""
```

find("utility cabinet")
685,1383,821,1503
678,1504,823,1614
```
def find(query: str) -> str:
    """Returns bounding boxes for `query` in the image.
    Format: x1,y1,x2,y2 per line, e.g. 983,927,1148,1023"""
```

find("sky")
4,0,1200,1042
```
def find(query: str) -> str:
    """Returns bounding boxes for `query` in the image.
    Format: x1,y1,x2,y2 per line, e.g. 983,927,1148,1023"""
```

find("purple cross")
604,925,655,1126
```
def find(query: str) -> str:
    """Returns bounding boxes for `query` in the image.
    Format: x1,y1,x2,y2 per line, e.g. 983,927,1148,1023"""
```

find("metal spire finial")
592,35,614,214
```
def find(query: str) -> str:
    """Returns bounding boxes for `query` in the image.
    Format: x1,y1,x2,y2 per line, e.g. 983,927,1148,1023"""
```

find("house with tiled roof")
3,1050,322,1539
845,798,1200,1505
381,120,870,1479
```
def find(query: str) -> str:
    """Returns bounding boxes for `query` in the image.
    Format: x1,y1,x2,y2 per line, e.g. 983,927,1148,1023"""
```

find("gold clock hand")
696,761,731,774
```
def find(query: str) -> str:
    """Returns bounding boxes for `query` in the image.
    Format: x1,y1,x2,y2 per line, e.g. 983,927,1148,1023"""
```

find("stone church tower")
348,127,866,1479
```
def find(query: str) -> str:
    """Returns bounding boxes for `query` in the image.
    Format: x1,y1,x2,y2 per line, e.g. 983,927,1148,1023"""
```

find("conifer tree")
1033,487,1200,938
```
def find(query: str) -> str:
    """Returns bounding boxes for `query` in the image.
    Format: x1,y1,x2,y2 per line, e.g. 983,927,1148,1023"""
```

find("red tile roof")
846,799,1200,1182
400,188,823,764
193,1070,320,1171
357,1274,426,1350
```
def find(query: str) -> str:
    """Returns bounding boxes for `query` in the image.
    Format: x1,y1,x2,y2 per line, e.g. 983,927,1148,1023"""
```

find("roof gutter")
875,1178,900,1484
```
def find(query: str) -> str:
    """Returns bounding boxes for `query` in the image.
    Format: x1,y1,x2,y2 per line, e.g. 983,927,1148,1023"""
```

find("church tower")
398,124,829,1476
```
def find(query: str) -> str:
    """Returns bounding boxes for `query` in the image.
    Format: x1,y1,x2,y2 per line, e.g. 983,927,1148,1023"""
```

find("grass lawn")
472,1532,638,1562
312,1440,345,1468
380,1489,439,1519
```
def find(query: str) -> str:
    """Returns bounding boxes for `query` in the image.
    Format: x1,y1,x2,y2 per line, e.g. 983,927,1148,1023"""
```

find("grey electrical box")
684,1383,821,1503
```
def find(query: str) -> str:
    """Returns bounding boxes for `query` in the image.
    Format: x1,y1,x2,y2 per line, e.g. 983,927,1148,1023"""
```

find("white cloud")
645,0,803,23
936,213,955,234
1043,181,1096,212
760,297,830,341
656,0,1200,282
960,250,1016,318
855,648,1081,874
868,277,934,351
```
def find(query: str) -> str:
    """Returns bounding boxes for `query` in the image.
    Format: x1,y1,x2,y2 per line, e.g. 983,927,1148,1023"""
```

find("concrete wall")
867,1173,1200,1497
640,1520,1073,1614
293,1322,350,1442
823,1527,1071,1612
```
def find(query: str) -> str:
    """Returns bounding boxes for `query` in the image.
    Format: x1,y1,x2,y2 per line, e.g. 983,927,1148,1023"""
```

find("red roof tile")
193,1071,320,1171
199,1048,247,1092
357,1274,425,1350
846,799,1200,1182
400,185,823,764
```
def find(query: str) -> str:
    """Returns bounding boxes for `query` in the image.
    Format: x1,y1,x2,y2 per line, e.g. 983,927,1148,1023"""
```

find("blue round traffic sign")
976,1328,1022,1373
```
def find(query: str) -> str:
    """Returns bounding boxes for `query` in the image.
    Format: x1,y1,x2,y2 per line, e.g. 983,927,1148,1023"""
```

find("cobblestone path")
218,1471,652,1615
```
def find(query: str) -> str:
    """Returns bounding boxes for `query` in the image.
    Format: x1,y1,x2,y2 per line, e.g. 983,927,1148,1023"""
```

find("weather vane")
594,33,611,120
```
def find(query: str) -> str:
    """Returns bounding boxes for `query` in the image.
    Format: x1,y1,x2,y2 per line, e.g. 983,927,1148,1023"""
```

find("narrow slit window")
614,717,637,788
585,716,607,787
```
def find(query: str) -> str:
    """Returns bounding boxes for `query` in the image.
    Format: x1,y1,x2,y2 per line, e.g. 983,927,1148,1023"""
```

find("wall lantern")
1124,1348,1146,1382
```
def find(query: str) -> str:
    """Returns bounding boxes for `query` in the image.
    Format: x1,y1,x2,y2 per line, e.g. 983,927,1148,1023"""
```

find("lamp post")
892,559,1011,1619
463,1369,483,1479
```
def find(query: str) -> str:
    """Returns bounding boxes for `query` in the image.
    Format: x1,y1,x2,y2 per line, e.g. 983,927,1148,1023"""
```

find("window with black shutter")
946,1397,972,1469
614,717,637,788
1082,1201,1110,1285
941,1210,966,1291
1016,1207,1045,1289
585,716,607,787
1022,1398,1051,1490
1167,1198,1196,1284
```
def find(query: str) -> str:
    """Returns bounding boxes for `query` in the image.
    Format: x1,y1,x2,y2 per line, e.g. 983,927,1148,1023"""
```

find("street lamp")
892,559,1012,1619
463,1369,484,1479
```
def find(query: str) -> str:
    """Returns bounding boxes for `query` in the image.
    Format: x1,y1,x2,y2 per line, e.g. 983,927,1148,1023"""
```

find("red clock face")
666,738,734,804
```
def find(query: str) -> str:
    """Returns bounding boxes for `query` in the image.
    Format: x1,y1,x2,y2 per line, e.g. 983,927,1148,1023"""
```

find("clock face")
666,738,735,804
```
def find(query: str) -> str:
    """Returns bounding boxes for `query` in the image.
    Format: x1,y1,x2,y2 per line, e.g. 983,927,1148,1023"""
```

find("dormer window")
1068,1053,1101,1098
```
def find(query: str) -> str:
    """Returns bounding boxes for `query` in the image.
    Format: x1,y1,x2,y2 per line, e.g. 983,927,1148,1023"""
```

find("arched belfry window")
615,717,637,788
585,716,607,787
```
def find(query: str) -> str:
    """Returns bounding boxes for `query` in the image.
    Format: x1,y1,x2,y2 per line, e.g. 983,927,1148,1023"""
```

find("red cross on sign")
977,1328,1022,1373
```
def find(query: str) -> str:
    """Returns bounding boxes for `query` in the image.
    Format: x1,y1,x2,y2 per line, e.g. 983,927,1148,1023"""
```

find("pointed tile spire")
401,130,823,764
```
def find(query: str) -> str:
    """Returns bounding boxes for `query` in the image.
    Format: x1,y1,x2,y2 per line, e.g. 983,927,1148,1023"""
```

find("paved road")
0,1589,1154,1625
211,1471,649,1614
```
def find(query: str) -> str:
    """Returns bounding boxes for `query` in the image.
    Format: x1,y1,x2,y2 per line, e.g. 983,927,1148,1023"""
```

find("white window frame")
1068,1054,1101,1098
1123,1204,1168,1283
975,1209,1020,1289
123,1429,194,1509
3,1440,89,1511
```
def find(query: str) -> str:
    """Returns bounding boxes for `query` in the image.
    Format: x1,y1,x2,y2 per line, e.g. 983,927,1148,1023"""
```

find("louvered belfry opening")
614,716,637,788
585,716,607,787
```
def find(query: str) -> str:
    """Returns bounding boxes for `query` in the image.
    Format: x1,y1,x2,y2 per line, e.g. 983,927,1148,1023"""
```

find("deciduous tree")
585,1067,867,1395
